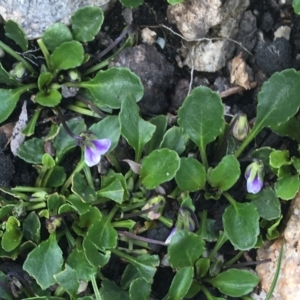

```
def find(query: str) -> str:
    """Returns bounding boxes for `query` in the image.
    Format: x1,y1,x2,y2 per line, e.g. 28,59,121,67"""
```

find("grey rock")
168,0,250,72
0,0,115,39
110,44,174,115
255,37,292,75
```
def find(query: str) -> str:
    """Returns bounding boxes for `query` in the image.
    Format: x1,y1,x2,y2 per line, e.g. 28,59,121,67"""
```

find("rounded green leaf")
168,231,205,269
42,23,73,52
256,69,300,129
23,234,63,290
141,149,180,189
209,155,240,191
293,0,300,14
35,89,62,107
2,216,23,251
80,67,144,109
4,20,28,51
269,150,290,168
160,126,186,155
223,203,260,250
175,157,206,191
275,174,300,200
178,86,224,149
250,187,281,220
50,41,84,71
166,266,193,300
120,0,144,8
17,137,44,164
0,88,25,123
129,278,151,300
208,269,259,297
71,6,104,42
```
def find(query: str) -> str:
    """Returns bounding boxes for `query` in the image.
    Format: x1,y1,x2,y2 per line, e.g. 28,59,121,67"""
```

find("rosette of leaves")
0,6,143,128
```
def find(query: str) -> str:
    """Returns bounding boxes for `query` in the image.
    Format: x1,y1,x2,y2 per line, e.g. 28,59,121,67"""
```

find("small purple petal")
92,139,111,155
84,145,101,167
247,175,263,194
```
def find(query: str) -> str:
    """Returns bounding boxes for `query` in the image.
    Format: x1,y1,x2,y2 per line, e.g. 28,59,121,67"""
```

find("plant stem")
223,192,238,210
83,164,95,190
224,250,244,268
37,39,52,72
199,209,207,238
208,231,228,260
199,144,209,170
12,186,50,193
66,104,101,117
0,40,36,74
91,274,102,300
234,124,262,158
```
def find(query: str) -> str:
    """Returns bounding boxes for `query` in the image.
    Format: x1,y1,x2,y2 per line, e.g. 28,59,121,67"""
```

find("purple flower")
245,160,264,194
84,138,111,167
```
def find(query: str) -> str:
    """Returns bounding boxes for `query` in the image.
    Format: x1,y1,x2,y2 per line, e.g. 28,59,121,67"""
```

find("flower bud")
232,113,249,141
245,160,264,194
9,62,28,82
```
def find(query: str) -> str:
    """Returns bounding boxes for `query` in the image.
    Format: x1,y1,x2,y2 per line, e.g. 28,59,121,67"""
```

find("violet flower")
84,138,111,167
245,160,264,194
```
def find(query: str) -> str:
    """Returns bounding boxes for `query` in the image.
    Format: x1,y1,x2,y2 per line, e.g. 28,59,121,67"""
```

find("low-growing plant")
0,4,299,300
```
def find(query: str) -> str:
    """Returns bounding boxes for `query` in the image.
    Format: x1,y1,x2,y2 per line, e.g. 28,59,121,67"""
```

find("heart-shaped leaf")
178,86,224,151
35,89,62,107
209,155,240,191
23,234,63,289
42,23,73,52
71,6,104,42
175,157,206,191
119,96,155,161
141,149,180,189
168,231,205,268
80,68,144,109
207,269,259,297
223,202,260,250
50,41,84,71
4,20,28,51
54,265,79,298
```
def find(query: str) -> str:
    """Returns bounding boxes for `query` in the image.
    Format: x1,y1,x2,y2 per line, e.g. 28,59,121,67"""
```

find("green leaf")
146,115,167,154
18,137,44,164
47,166,66,187
54,265,79,299
35,89,62,107
164,267,193,300
1,216,23,251
168,231,205,268
0,88,26,123
293,0,300,14
140,149,180,189
208,269,259,297
223,203,260,250
120,0,144,8
42,23,73,52
72,173,97,203
38,72,53,90
53,117,86,163
275,174,300,200
129,278,151,300
80,68,144,109
100,280,130,300
23,212,41,244
23,234,63,289
71,6,104,42
175,157,206,191
209,155,240,191
167,0,184,3
67,248,97,282
269,150,291,168
4,20,28,51
0,63,19,86
255,69,300,131
50,41,84,71
160,126,186,155
271,117,300,143
178,86,224,150
119,96,155,160
89,116,120,151
249,187,281,220
97,177,124,203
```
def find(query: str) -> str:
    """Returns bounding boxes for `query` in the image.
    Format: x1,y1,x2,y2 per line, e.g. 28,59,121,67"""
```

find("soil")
0,0,299,299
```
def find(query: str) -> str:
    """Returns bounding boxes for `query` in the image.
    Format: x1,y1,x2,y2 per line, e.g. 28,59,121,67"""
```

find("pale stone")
0,0,115,39
256,190,300,300
167,0,250,72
